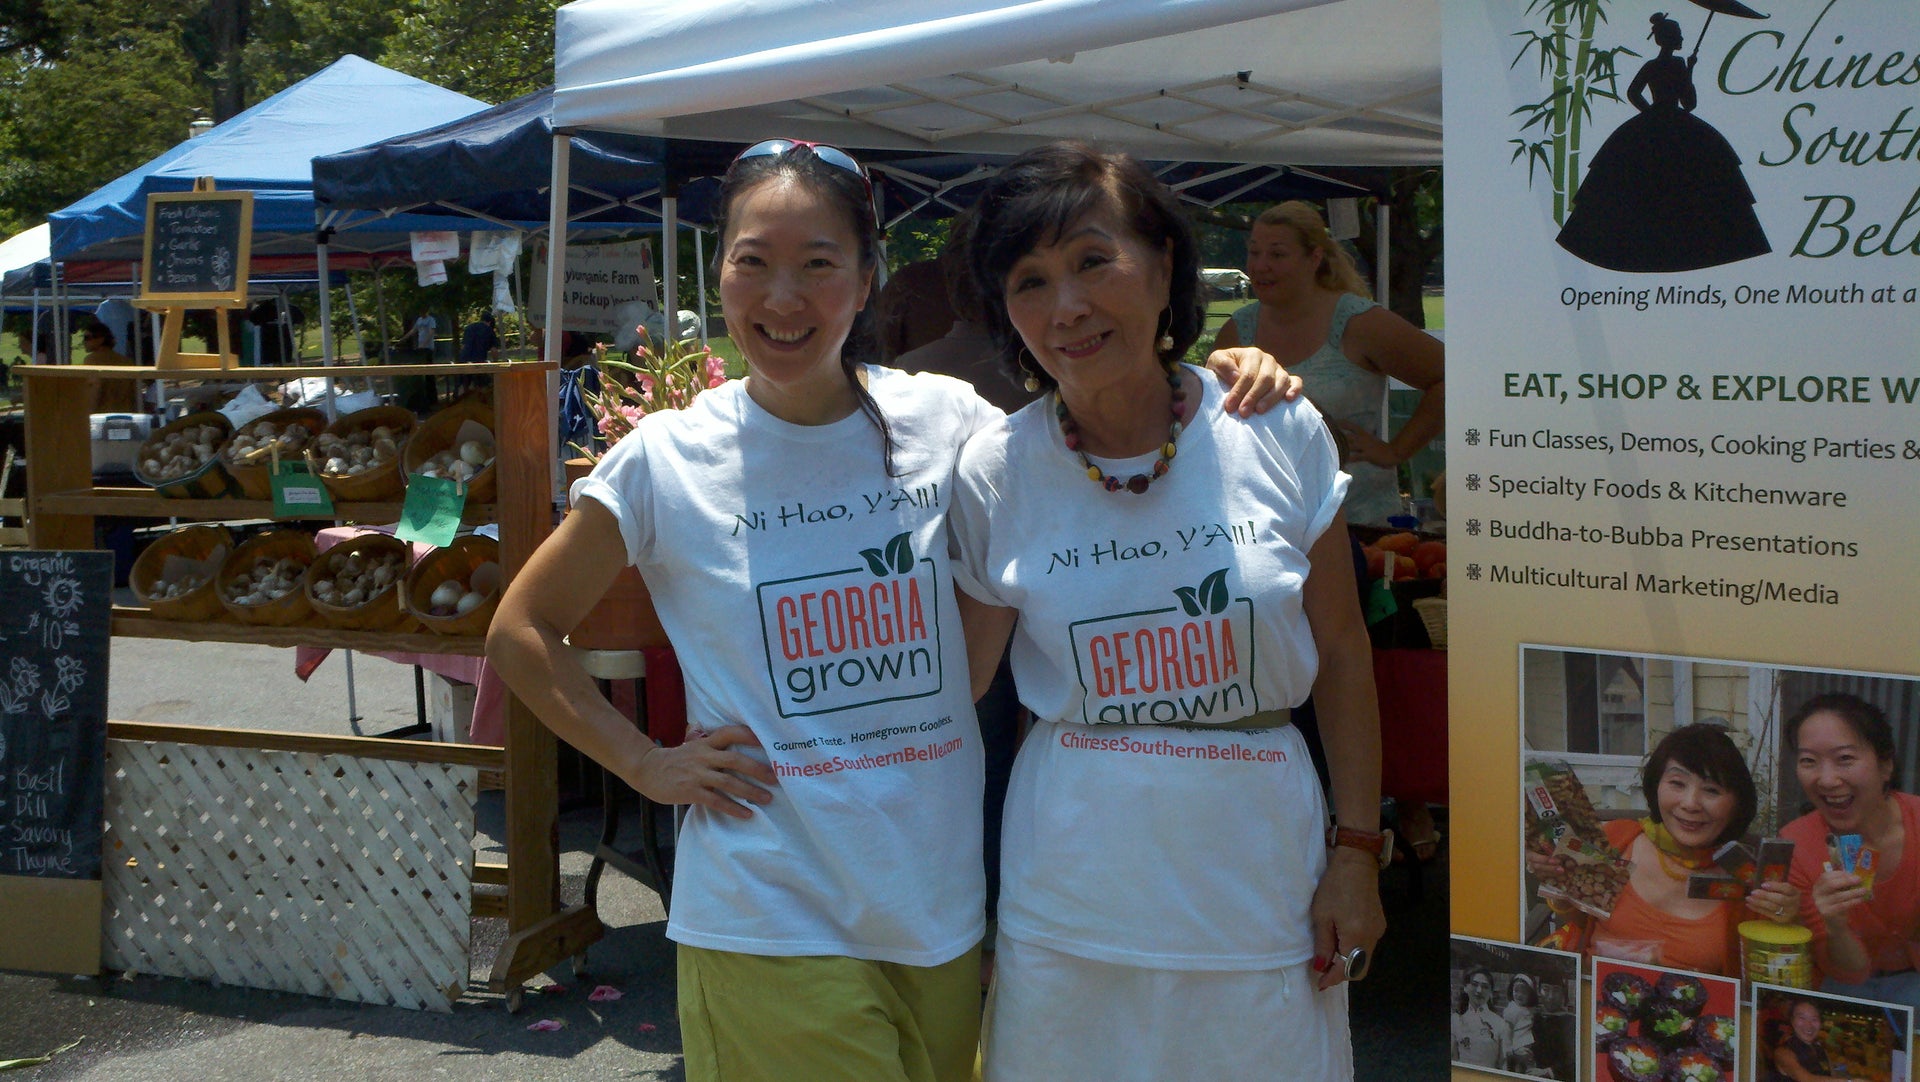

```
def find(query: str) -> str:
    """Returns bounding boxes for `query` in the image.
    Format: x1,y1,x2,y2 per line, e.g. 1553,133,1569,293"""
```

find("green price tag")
396,473,465,549
271,459,334,517
1364,576,1399,626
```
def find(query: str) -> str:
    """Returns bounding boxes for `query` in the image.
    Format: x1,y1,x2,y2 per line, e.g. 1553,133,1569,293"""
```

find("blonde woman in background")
1211,201,1443,528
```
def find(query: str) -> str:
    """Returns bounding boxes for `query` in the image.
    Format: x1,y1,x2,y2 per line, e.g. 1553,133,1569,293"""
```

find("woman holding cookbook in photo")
1529,725,1799,975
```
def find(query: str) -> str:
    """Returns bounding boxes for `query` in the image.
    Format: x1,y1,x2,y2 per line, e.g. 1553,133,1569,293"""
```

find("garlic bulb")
139,423,227,482
429,580,465,609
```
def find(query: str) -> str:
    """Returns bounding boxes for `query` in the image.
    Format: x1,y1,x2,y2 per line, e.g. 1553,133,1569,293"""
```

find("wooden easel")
149,300,239,371
138,178,252,371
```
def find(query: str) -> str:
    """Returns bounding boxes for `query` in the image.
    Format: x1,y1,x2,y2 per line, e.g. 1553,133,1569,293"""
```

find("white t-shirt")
577,366,999,966
411,315,437,350
950,366,1350,969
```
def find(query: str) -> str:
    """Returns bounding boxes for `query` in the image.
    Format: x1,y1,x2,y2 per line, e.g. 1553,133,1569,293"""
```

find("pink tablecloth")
293,525,508,744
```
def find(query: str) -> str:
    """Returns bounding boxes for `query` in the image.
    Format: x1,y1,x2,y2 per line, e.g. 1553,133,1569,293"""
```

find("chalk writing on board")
0,550,111,880
146,197,246,296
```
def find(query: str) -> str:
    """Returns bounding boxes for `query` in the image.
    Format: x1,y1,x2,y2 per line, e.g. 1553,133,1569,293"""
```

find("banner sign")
1445,0,1920,1045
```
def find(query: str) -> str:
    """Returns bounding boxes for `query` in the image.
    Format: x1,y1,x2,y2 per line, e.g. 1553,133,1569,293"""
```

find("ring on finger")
1339,946,1371,983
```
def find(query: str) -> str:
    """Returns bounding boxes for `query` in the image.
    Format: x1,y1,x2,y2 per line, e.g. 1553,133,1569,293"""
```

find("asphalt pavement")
0,626,1450,1080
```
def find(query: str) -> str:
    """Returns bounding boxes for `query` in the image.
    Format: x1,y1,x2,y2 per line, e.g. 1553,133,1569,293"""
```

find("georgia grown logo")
755,531,943,717
1066,568,1258,726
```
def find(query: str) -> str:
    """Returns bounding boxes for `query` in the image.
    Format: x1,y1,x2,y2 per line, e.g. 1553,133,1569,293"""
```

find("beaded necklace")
1055,365,1187,494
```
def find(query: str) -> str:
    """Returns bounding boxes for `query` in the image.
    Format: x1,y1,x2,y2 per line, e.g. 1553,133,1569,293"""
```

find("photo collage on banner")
1445,0,1920,1078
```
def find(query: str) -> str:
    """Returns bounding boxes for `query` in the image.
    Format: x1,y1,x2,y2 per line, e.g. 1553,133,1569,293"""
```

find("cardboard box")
428,673,476,745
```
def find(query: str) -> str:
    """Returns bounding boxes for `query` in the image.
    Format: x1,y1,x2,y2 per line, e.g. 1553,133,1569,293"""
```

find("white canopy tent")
545,0,1441,356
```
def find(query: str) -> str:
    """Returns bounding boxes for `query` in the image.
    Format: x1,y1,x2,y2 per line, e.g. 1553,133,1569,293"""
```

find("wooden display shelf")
21,360,585,1005
18,360,553,380
40,486,496,523
111,609,485,655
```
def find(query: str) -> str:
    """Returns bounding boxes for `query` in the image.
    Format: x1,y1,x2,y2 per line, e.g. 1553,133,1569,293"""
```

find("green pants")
677,943,982,1082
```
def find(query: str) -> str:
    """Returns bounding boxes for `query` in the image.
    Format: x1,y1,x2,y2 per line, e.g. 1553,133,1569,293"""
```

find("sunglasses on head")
731,138,874,204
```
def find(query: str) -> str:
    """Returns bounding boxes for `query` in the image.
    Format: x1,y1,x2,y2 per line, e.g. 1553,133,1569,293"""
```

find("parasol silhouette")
1686,0,1769,61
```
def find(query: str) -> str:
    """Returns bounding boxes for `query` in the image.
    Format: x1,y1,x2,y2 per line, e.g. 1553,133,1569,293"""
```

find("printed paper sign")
270,460,333,518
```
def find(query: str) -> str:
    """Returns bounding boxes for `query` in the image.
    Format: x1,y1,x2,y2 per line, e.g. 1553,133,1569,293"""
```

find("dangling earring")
1155,308,1175,354
1019,348,1043,393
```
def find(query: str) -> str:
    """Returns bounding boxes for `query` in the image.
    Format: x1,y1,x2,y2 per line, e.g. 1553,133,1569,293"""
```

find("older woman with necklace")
951,143,1384,1081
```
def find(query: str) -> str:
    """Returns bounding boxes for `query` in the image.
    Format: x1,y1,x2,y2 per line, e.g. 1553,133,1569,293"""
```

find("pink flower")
588,985,624,1002
638,1022,658,1033
705,351,727,388
526,1018,566,1032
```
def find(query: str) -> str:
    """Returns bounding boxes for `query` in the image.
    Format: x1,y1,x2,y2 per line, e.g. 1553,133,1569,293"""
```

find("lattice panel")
102,740,476,1012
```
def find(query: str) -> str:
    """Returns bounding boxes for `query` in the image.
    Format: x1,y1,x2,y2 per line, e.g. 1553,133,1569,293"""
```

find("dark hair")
1786,693,1899,792
713,143,895,474
957,141,1205,392
82,321,114,349
1641,724,1757,845
1458,966,1495,1015
1508,973,1537,1008
1648,13,1683,48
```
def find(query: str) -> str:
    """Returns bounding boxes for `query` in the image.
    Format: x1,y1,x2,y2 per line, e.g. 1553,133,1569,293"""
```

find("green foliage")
0,0,203,232
381,0,562,102
0,0,566,234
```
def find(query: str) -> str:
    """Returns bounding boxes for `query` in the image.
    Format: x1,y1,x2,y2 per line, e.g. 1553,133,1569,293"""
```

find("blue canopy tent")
313,86,1376,336
44,55,490,366
50,55,489,267
313,87,668,231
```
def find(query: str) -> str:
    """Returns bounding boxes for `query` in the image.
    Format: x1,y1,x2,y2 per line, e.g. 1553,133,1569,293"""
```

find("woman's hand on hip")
1203,346,1303,416
1332,419,1401,468
1310,847,1387,991
627,725,778,819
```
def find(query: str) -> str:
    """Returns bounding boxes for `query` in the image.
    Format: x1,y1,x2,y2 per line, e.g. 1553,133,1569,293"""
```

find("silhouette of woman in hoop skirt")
1556,12,1770,272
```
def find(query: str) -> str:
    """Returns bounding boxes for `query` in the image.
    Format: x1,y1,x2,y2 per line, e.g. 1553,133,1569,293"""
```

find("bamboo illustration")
1510,0,1636,225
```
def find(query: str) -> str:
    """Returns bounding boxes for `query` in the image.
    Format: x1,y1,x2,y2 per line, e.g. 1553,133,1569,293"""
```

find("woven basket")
216,530,318,626
223,407,329,500
308,405,415,502
129,524,235,622
303,532,417,631
403,398,496,504
402,534,502,636
1411,597,1448,650
133,411,241,499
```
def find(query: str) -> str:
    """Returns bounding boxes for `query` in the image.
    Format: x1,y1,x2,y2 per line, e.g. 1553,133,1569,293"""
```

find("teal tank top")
1230,293,1400,525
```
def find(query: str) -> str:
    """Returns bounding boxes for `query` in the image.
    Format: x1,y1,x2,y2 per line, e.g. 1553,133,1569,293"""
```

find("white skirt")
982,932,1353,1082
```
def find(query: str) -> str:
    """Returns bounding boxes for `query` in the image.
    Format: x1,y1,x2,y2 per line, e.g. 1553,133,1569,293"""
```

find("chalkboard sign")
0,550,112,881
139,190,253,305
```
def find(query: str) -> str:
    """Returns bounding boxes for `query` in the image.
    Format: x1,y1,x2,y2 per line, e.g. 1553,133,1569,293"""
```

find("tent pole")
546,132,572,503
316,236,339,420
661,196,679,339
1374,202,1390,305
373,262,392,364
344,276,368,368
544,133,571,364
694,227,708,347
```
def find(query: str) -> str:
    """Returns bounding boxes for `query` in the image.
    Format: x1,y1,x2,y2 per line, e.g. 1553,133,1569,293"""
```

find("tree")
0,0,204,233
380,0,562,102
1355,167,1443,328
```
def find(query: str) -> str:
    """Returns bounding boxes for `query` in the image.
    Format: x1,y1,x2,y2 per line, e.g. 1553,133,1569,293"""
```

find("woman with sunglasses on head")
491,139,1295,1082
949,142,1383,1081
